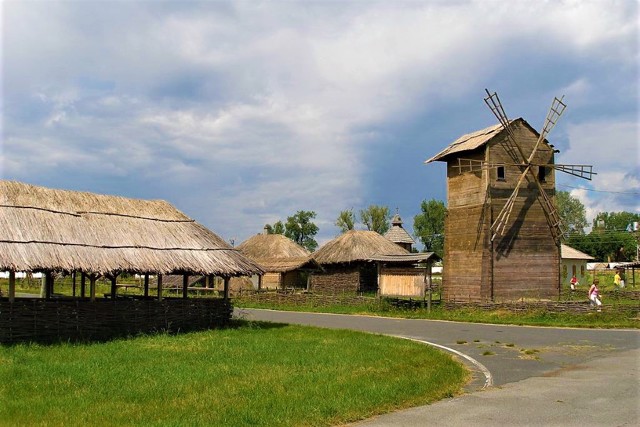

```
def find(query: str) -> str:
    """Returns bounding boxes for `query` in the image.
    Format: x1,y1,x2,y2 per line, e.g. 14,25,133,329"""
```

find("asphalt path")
235,308,640,426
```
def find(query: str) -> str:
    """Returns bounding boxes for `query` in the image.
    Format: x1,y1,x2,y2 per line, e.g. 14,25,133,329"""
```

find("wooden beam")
81,273,86,298
223,277,230,301
157,274,163,301
144,274,149,297
182,274,189,299
72,271,77,297
110,275,117,299
8,270,15,302
90,275,97,302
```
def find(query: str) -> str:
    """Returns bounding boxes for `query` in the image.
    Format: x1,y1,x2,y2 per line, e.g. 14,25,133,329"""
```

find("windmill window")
496,166,505,181
538,166,547,182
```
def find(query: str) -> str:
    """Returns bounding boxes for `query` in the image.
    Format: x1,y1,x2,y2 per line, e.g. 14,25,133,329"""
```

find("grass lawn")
0,321,467,427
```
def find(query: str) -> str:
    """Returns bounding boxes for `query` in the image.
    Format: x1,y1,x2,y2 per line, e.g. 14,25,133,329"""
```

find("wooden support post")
259,274,263,291
81,273,86,298
44,271,53,299
72,271,77,297
157,274,163,301
110,275,117,299
144,274,149,297
206,275,213,289
40,273,46,298
223,277,230,301
8,270,16,302
182,274,189,299
427,261,433,313
90,275,97,301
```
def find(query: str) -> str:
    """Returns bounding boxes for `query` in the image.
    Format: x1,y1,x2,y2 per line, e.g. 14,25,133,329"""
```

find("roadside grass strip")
0,321,467,426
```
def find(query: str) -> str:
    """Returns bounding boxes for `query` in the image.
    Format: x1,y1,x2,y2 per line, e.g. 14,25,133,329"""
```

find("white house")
561,244,594,288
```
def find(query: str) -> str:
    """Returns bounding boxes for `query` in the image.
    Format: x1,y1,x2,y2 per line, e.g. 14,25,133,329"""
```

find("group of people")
569,269,627,312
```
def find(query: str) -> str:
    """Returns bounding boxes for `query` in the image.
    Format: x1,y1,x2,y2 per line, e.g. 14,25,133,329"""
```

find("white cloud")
2,0,638,244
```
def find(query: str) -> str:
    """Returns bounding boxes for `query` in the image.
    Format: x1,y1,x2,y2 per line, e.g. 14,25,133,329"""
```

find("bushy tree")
413,199,446,255
556,191,587,237
265,221,285,235
284,210,319,252
360,205,390,234
335,209,356,233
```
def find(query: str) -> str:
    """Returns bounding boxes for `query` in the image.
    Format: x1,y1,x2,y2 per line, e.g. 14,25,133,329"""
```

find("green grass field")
0,321,467,427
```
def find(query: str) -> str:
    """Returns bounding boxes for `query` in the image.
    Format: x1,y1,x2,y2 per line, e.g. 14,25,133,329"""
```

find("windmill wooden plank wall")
430,119,561,302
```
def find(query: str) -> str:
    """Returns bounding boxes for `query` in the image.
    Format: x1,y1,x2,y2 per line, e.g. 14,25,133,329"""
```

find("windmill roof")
0,180,264,276
560,244,594,260
425,118,544,163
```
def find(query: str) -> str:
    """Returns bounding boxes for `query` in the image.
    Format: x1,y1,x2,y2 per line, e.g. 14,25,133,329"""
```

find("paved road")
236,308,640,426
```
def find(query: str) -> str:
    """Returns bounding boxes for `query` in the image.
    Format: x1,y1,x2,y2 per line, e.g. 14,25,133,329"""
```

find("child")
588,279,602,311
570,275,578,291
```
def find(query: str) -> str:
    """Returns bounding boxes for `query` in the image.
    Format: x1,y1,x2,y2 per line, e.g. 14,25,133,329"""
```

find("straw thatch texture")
237,233,316,272
0,180,263,276
313,230,409,265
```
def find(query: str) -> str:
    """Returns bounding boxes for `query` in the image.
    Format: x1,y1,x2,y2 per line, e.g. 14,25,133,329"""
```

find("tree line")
264,201,447,254
263,192,638,262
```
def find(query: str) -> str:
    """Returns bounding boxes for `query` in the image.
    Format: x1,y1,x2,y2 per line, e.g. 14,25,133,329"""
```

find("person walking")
589,279,602,311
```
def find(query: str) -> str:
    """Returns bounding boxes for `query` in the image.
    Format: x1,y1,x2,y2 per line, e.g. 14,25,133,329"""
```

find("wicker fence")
0,297,232,345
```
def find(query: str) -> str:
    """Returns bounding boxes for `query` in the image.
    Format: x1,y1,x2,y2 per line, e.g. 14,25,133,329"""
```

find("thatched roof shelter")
0,180,263,277
236,232,318,273
313,230,409,265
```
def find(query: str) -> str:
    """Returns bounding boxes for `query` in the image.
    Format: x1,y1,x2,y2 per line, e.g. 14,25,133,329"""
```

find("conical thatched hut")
311,230,410,294
236,229,319,290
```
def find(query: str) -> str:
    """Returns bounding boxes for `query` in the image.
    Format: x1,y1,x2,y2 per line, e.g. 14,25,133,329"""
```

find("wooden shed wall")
261,272,282,290
379,266,426,297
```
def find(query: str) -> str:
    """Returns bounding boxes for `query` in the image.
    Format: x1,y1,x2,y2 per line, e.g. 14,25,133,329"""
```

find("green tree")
556,191,587,238
265,221,285,235
413,199,446,255
593,211,640,231
284,210,319,252
335,209,356,233
360,205,390,234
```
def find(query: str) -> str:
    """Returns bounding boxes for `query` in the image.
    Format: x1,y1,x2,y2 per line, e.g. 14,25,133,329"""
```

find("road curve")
236,308,640,426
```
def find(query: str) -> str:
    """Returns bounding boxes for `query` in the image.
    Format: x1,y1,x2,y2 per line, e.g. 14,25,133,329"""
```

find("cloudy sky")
2,0,638,247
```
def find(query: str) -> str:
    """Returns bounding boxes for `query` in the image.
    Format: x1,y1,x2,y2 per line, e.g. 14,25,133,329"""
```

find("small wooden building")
310,230,409,293
383,213,415,251
560,244,594,288
235,230,319,290
425,118,560,302
372,253,440,298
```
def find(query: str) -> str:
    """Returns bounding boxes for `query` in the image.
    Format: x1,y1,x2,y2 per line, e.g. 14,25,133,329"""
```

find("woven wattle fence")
0,298,232,345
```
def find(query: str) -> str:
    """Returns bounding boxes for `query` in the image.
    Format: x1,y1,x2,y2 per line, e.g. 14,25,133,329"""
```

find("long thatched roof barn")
0,180,263,277
0,180,264,344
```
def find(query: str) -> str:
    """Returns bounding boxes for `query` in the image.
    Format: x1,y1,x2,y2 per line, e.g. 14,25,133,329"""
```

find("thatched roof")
424,118,547,164
0,180,263,276
312,230,409,265
236,233,318,273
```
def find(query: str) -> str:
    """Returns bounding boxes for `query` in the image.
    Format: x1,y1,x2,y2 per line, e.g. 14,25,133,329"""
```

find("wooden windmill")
425,90,595,302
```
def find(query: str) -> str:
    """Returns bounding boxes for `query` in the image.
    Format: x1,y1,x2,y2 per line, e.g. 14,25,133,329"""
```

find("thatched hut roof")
236,233,317,273
0,180,263,276
312,230,409,265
